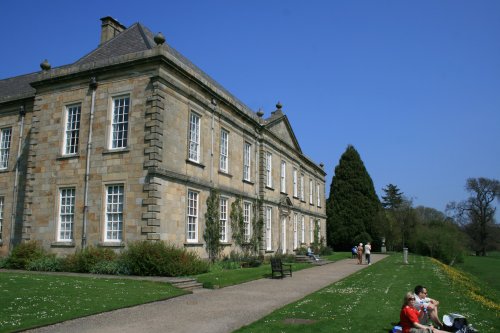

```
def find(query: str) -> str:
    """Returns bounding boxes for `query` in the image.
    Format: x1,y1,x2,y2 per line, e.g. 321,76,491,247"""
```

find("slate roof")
0,72,37,103
1,21,259,121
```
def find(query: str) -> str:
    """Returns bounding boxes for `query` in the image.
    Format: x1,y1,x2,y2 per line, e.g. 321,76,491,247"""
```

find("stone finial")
40,59,51,71
276,101,282,110
256,108,264,118
320,163,324,169
154,32,166,45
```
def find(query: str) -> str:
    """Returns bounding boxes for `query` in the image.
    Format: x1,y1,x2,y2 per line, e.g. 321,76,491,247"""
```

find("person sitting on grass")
307,245,319,261
400,292,447,333
414,285,444,328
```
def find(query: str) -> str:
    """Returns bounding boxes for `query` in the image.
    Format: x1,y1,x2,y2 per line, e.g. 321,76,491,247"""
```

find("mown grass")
195,252,351,289
455,252,500,303
235,254,500,333
0,272,187,333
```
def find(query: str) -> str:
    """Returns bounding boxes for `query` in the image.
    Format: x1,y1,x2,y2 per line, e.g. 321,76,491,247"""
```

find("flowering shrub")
63,246,117,273
6,241,46,269
121,241,209,276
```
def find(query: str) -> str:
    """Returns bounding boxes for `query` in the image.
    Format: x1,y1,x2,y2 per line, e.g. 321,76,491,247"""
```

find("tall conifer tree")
326,145,381,250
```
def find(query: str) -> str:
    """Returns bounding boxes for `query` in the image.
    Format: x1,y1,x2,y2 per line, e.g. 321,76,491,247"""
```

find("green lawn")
235,254,500,333
0,272,187,333
455,252,500,303
195,252,351,289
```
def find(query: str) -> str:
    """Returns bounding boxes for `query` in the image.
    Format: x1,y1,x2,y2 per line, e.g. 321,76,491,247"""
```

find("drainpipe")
82,77,98,248
210,98,217,183
9,105,25,251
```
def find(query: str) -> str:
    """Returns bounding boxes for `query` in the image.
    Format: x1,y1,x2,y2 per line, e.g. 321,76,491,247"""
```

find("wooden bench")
270,258,292,279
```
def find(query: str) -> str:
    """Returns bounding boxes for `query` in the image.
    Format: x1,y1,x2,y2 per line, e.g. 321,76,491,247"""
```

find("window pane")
64,105,81,155
111,97,129,149
59,188,75,241
0,128,12,169
187,191,198,241
105,185,124,241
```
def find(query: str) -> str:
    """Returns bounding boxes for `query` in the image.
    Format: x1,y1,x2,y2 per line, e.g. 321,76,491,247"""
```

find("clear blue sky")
1,0,499,218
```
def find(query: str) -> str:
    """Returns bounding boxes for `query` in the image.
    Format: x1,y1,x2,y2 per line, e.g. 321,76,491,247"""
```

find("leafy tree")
326,145,382,250
381,184,404,209
248,198,264,256
447,177,500,256
203,189,221,262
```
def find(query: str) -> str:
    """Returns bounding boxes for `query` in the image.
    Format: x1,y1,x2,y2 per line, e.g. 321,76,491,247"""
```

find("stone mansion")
0,17,326,258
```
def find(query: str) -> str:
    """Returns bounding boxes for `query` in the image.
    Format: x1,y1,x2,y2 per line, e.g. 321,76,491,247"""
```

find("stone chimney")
100,16,126,45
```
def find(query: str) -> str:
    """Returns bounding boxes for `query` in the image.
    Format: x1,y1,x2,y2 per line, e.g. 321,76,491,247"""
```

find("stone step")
171,279,204,291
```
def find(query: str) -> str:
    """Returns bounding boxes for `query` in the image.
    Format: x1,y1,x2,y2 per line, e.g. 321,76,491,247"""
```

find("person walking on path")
364,242,372,265
357,243,364,264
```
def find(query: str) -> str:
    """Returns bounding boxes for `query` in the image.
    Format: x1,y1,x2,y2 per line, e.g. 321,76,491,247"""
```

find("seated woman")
307,245,319,261
400,292,447,333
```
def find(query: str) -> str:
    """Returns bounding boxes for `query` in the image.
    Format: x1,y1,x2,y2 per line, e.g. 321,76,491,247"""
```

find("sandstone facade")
0,17,327,258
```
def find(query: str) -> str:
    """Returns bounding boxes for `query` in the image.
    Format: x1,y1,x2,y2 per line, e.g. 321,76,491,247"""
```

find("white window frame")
266,152,273,188
301,215,305,244
280,161,286,193
105,184,124,242
219,129,229,173
243,201,251,242
187,190,199,242
63,104,81,155
243,142,251,181
300,174,305,201
310,218,314,244
0,197,4,241
188,112,201,163
58,188,75,241
293,168,298,197
317,183,321,207
0,127,12,170
220,197,228,242
309,179,314,204
109,96,130,149
266,206,272,251
293,213,298,250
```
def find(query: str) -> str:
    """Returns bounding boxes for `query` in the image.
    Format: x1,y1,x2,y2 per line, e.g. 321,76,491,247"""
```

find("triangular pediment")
265,114,302,153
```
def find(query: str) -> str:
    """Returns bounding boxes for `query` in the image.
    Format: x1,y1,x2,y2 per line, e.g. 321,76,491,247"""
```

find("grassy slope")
455,252,500,303
235,254,500,333
0,273,186,333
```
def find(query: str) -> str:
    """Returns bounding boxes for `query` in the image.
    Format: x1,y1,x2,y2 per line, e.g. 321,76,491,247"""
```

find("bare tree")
447,177,500,256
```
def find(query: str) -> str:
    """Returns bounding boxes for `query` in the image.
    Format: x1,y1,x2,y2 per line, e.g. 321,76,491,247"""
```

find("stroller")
442,313,478,333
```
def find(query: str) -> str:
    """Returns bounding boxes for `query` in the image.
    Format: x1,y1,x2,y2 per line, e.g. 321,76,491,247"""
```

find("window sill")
51,241,75,248
103,148,129,155
0,169,9,173
280,191,288,195
265,250,274,254
218,170,233,178
186,159,206,169
99,241,125,248
220,242,233,247
293,196,299,200
242,179,254,185
265,186,275,191
56,154,80,160
184,242,204,247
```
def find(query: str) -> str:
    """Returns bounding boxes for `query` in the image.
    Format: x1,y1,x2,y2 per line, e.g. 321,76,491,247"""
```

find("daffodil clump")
430,258,500,314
